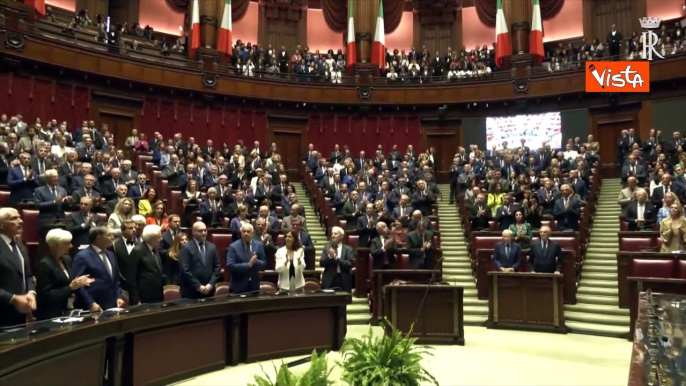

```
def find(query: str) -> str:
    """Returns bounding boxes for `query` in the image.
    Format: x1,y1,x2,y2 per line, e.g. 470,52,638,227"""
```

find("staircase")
565,178,630,337
297,183,371,325
437,184,488,326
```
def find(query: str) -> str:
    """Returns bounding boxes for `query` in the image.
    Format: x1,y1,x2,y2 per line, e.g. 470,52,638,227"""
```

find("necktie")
52,187,57,197
245,242,251,255
198,242,206,264
126,240,134,246
9,241,25,292
505,244,510,256
99,251,112,278
39,160,44,175
543,242,547,252
30,138,33,148
153,248,161,268
564,198,568,207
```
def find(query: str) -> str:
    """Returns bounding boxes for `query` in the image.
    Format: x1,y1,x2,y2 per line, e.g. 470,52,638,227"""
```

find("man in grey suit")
34,169,71,227
66,197,103,250
282,203,307,232
320,226,354,292
0,208,36,327
617,176,638,208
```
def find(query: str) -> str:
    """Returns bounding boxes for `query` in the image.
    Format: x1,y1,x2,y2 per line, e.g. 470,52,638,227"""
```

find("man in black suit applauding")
128,225,164,304
320,226,354,292
529,226,563,274
406,221,434,269
179,221,221,299
67,197,102,250
370,222,398,269
0,208,36,327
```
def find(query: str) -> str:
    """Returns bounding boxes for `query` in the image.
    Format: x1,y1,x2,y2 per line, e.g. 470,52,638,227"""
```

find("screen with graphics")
486,112,562,150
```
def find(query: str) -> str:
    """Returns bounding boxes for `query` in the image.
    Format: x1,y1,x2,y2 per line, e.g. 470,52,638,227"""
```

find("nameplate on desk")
52,317,84,324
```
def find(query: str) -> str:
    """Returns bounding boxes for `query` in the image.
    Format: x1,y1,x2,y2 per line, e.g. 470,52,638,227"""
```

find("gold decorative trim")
553,277,560,327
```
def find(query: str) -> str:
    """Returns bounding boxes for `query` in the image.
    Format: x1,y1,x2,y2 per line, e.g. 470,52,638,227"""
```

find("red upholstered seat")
488,221,498,230
21,209,39,244
347,235,359,249
398,253,409,269
303,279,321,291
210,233,232,280
214,285,229,296
549,236,578,251
151,170,162,190
431,220,438,230
163,285,181,301
169,190,183,217
338,219,347,228
259,281,278,294
619,236,656,252
678,261,686,279
0,190,10,208
471,235,501,260
632,259,674,278
159,179,170,203
620,221,628,231
275,206,283,216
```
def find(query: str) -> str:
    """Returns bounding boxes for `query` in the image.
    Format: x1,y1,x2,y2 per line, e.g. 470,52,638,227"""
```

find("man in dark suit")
569,170,587,200
67,197,103,250
160,214,181,257
72,226,126,312
127,225,164,304
100,168,124,201
495,194,519,231
0,208,36,327
356,203,378,248
179,222,222,298
411,180,436,216
528,226,563,274
651,174,676,210
493,229,521,272
407,221,435,269
71,174,101,207
34,169,71,227
320,226,354,292
77,136,96,163
370,222,398,270
127,174,150,201
606,24,622,59
620,189,657,231
199,187,228,227
7,153,37,205
553,184,581,231
162,155,184,186
30,146,50,185
621,154,647,184
112,219,138,295
468,193,492,231
227,222,267,294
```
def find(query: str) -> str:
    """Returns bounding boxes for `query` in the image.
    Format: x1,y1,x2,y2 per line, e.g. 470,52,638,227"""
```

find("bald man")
493,229,521,272
179,222,221,299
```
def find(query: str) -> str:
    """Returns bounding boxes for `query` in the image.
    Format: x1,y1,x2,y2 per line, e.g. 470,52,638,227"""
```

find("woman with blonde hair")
108,197,135,237
165,233,188,285
658,191,682,224
660,203,686,252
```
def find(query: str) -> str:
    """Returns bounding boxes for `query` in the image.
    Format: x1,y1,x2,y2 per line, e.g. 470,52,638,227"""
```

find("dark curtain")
307,115,421,155
474,0,565,28
383,0,405,34
320,0,347,33
0,74,89,129
141,99,266,148
233,0,251,22
164,0,189,13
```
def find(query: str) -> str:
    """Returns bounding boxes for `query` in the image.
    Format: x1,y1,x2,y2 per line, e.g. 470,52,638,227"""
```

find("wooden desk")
371,269,440,325
0,293,350,386
383,284,464,345
627,277,686,340
486,272,566,333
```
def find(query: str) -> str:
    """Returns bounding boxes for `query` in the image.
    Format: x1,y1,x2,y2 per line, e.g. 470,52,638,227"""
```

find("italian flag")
371,1,386,70
494,0,511,68
346,0,356,71
217,0,232,56
530,0,544,63
190,0,200,58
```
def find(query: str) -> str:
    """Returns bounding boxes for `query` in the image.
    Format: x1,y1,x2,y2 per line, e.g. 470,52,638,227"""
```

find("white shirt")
563,150,578,160
92,245,113,277
637,203,645,220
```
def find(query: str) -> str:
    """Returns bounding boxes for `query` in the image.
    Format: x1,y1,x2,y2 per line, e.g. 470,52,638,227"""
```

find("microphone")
410,253,446,328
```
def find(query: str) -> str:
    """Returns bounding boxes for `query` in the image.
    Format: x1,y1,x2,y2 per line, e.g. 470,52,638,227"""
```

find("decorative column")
503,0,532,55
188,0,222,67
352,0,379,81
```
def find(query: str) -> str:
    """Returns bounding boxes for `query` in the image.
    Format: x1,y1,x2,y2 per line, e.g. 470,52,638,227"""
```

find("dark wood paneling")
585,0,646,43
590,105,640,177
89,99,142,151
423,117,461,184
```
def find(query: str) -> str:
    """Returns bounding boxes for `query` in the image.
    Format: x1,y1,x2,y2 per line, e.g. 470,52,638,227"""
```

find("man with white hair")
0,208,36,326
227,222,267,294
179,222,221,298
127,224,164,304
620,188,656,231
131,215,147,243
34,168,70,226
370,222,398,269
67,197,103,249
493,229,521,273
320,226,354,292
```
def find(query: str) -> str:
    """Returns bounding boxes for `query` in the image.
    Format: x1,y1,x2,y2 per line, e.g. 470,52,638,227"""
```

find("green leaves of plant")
249,350,334,386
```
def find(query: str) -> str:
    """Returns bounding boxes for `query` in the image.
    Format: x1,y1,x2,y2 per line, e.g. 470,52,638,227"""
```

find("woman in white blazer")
274,230,306,292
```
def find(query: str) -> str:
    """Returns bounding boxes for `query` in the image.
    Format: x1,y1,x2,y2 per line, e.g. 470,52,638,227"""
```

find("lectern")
383,284,465,345
487,272,566,333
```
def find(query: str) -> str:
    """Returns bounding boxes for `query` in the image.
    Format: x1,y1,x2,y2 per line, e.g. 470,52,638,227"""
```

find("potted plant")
249,349,334,386
337,319,439,386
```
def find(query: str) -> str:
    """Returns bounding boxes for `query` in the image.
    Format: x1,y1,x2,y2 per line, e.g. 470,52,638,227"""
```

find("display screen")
486,112,562,151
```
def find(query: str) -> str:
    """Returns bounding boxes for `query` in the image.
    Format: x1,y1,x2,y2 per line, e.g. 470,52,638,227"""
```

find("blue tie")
505,244,510,257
